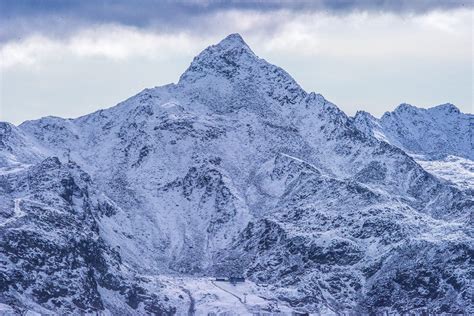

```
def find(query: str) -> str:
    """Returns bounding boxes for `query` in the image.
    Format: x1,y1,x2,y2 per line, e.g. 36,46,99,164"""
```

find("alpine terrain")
0,34,472,315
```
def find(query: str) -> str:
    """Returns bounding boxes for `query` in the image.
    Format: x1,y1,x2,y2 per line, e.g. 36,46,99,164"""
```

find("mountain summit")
212,33,253,52
177,33,306,115
179,33,257,84
1,34,472,315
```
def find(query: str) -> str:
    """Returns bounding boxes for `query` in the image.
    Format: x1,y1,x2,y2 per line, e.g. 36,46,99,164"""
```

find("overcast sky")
0,0,472,125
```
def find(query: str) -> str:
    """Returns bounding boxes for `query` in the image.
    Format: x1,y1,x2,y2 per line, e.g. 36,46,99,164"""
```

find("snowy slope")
353,104,474,188
0,33,473,315
0,157,176,314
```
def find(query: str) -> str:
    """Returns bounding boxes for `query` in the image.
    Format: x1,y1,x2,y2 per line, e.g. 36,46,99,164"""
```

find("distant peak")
429,103,460,114
392,103,461,115
355,110,375,118
394,103,416,112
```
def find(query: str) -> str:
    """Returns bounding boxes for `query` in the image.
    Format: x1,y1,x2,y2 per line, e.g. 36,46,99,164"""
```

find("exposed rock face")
0,157,176,314
1,33,472,314
214,153,472,313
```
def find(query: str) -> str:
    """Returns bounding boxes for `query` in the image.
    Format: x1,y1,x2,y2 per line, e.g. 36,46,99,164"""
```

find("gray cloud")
1,0,471,42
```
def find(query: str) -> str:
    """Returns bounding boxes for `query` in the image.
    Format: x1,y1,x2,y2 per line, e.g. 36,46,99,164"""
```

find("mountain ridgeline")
0,34,472,315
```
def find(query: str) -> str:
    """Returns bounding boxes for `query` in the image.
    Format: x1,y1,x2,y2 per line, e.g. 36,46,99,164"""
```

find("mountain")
1,34,473,315
353,104,474,188
0,156,178,314
353,103,473,160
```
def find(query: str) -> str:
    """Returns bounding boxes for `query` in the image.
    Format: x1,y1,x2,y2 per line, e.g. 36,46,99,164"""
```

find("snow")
0,304,15,315
1,33,472,315
353,106,473,189
0,198,26,227
413,154,474,189
354,104,473,158
0,162,32,175
160,100,180,108
157,276,297,315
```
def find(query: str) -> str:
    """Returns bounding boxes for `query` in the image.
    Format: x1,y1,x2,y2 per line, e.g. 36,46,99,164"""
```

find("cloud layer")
1,0,472,42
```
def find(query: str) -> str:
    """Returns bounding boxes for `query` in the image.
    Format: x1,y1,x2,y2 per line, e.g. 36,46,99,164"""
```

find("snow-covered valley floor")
3,276,311,315
156,276,305,315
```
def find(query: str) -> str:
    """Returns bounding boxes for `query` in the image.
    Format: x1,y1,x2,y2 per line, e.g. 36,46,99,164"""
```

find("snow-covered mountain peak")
178,33,258,84
213,33,252,52
429,103,461,114
394,102,416,112
385,102,463,119
176,34,306,115
381,103,417,119
354,110,376,120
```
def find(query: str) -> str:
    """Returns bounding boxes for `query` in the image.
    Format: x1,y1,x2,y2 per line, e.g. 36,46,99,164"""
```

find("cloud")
1,8,471,70
0,25,208,69
257,9,472,59
0,0,471,43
